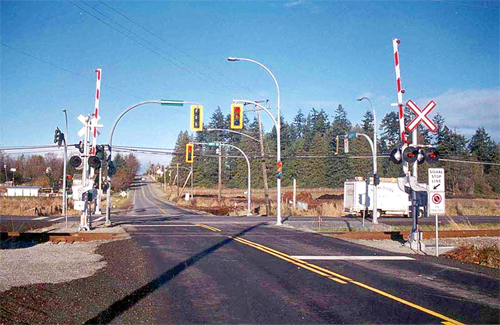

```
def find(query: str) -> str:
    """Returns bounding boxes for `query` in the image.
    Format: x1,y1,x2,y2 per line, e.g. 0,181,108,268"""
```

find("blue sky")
1,0,499,165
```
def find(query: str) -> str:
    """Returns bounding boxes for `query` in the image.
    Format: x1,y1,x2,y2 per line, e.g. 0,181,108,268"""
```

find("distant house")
6,186,41,197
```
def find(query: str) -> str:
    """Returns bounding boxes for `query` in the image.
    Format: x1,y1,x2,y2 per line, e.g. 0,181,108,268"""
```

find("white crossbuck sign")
406,99,437,132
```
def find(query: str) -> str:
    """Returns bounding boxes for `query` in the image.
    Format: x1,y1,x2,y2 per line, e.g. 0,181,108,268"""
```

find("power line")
1,43,144,101
96,0,264,100
67,0,239,97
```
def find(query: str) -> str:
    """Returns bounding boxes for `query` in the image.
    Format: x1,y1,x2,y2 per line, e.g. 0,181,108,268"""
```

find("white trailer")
343,177,411,217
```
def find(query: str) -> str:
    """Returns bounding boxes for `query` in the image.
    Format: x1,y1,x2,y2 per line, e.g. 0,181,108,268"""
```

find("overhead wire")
1,43,144,101
96,0,265,100
68,0,242,98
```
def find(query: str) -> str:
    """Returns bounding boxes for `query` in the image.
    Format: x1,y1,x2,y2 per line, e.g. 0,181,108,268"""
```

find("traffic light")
88,156,101,169
424,147,439,163
374,174,380,186
96,145,105,160
107,161,117,176
402,146,419,163
69,155,82,168
231,104,243,129
390,147,402,164
186,143,194,163
190,105,203,131
54,127,64,146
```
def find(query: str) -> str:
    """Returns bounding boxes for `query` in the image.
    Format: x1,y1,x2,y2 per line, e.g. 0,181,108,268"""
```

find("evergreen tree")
379,112,400,153
361,110,374,136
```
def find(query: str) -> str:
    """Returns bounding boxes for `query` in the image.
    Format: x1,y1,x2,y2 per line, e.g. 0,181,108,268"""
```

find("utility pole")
218,146,222,203
176,163,180,200
256,109,270,216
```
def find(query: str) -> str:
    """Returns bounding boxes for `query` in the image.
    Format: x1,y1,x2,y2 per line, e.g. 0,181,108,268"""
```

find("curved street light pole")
223,143,252,216
357,97,378,224
227,57,282,225
105,100,199,226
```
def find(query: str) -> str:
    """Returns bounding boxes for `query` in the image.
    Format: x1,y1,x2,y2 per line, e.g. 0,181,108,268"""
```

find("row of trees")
0,152,140,193
161,105,499,197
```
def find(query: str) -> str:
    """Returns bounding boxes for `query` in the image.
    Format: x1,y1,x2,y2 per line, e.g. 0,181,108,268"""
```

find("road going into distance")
75,178,498,324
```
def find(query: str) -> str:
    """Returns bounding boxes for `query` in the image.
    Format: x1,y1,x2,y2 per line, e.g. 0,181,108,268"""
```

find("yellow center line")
231,235,465,325
196,224,222,232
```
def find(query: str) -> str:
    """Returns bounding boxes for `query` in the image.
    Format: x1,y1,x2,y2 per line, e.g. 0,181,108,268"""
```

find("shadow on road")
84,223,266,324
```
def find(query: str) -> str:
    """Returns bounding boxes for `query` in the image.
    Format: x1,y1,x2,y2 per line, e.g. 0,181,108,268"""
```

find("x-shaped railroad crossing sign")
406,99,437,132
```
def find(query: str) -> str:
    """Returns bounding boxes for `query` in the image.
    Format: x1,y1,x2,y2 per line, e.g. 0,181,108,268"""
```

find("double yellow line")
198,225,464,325
140,184,464,325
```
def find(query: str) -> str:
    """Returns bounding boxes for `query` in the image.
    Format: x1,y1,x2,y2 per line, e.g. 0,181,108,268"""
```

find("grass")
446,198,500,216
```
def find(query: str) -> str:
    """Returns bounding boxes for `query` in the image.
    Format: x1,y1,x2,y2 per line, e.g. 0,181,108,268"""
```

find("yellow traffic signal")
185,143,194,163
231,104,243,129
190,105,203,131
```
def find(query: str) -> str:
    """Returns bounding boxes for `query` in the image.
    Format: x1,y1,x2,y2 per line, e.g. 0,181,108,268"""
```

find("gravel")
0,241,107,293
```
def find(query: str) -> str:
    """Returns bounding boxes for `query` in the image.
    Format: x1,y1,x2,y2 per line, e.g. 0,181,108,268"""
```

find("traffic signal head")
54,127,64,146
190,105,203,131
88,156,101,169
96,145,105,160
231,104,243,129
69,155,82,168
186,143,194,163
107,161,117,176
424,147,439,163
390,147,402,164
402,146,419,163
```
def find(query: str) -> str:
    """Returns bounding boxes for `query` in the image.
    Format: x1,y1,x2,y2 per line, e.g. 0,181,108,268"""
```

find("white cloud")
418,88,500,141
284,0,308,8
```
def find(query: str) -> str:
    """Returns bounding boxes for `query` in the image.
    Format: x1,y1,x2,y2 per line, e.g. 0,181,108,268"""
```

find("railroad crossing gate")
428,168,445,214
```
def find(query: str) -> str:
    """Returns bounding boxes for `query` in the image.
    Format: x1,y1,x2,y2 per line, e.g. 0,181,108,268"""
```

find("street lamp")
357,97,378,224
227,57,282,225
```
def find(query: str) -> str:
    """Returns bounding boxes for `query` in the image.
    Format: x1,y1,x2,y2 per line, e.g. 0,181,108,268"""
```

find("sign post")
428,168,445,256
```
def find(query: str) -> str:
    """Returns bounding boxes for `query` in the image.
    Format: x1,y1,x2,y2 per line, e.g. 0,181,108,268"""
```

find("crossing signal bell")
186,143,194,164
231,104,243,129
190,105,203,131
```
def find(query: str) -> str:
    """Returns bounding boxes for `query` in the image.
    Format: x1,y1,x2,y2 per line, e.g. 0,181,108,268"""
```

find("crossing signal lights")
424,147,439,163
231,104,243,129
186,143,194,163
390,146,439,165
190,105,203,131
54,127,64,146
69,156,82,168
88,156,101,169
403,146,419,163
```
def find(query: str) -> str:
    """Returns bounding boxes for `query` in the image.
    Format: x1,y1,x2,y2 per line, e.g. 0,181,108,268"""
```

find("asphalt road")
1,181,499,324
78,180,499,324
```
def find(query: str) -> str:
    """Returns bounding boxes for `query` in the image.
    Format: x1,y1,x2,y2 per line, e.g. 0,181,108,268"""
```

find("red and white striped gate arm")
90,69,101,155
393,38,407,144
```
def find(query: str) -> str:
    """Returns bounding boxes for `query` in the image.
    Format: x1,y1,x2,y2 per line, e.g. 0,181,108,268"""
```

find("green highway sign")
206,142,221,147
160,99,184,107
